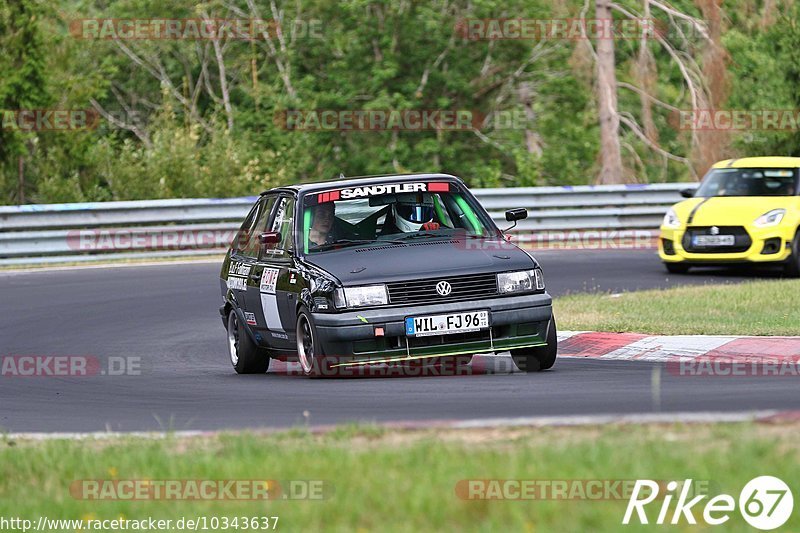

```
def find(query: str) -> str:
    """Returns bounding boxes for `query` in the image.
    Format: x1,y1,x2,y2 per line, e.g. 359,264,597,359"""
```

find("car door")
237,194,277,337
248,193,298,352
225,198,270,316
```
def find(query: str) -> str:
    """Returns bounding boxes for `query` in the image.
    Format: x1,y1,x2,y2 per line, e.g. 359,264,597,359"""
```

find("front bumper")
659,225,793,264
312,293,552,367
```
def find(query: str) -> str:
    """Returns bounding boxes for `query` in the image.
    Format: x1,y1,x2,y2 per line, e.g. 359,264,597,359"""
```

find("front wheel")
664,262,690,274
511,315,558,372
296,308,332,378
227,309,270,374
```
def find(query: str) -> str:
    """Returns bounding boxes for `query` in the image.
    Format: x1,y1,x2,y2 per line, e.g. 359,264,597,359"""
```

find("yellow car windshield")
695,168,798,197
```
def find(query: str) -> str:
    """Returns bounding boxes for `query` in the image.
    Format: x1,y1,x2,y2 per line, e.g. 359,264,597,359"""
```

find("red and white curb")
266,332,800,375
558,331,800,363
262,332,800,376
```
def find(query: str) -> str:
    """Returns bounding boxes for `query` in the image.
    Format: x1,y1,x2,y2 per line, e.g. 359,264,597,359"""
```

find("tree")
594,0,624,184
0,0,51,203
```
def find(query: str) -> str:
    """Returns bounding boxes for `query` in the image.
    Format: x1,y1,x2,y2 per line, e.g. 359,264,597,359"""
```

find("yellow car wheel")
664,262,690,274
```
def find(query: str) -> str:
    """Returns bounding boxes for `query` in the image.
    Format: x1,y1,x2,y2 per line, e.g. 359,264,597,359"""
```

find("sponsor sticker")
339,182,427,199
229,262,252,277
260,268,280,294
316,182,450,203
244,312,257,326
227,276,247,291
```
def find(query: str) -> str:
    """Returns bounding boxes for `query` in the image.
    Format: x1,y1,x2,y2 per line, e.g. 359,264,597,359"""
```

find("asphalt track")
1,249,798,433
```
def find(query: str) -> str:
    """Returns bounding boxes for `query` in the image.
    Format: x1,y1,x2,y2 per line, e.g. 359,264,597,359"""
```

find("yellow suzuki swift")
659,156,800,275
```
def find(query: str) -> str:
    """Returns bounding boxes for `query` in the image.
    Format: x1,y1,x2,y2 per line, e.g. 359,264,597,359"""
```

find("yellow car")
659,156,800,276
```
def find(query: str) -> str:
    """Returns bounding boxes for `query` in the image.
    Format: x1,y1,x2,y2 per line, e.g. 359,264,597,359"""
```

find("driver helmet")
392,195,435,232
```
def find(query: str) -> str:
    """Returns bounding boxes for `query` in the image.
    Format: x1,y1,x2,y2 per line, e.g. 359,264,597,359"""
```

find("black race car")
219,173,556,377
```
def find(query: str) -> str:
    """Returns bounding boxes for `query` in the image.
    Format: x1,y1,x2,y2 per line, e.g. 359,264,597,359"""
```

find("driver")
390,194,440,233
308,202,335,248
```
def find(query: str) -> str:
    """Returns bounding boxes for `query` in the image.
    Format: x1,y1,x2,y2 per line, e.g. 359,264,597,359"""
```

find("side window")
241,195,277,258
232,201,260,254
264,195,295,258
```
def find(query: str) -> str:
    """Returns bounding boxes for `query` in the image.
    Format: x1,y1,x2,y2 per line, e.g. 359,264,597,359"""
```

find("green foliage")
1,0,799,203
0,0,51,201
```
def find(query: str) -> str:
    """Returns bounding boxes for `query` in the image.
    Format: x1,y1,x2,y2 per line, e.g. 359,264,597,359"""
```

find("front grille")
408,329,490,348
682,226,752,253
386,272,498,305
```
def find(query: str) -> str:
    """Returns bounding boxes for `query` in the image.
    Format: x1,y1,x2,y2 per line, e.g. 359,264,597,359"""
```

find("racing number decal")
259,268,282,331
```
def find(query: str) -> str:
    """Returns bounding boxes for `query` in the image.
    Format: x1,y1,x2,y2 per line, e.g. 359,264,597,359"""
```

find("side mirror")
680,188,696,198
503,208,528,232
505,208,528,222
259,232,281,245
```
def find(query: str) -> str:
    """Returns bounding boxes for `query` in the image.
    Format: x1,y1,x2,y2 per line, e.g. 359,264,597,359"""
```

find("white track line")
0,258,221,275
5,410,786,440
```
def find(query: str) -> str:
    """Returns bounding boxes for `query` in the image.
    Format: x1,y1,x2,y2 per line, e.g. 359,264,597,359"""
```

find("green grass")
555,279,800,335
1,422,798,531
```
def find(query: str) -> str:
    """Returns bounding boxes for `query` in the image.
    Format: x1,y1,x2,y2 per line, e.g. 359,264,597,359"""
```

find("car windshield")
300,181,498,254
694,168,798,197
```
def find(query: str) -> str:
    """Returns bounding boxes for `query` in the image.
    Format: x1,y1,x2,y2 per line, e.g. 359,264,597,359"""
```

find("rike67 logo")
623,476,793,530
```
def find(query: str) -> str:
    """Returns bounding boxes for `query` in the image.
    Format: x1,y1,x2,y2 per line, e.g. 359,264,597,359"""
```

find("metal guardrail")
0,183,689,265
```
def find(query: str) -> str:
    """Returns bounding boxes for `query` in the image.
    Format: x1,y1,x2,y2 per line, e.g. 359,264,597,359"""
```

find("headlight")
497,269,544,294
334,284,388,308
662,208,681,229
754,208,786,227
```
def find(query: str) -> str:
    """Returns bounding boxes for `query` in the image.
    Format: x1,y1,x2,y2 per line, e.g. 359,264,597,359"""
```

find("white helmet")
392,201,434,232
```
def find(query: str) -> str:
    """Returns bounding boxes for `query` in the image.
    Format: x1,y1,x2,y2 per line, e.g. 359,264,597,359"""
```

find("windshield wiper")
314,238,405,251
397,232,445,240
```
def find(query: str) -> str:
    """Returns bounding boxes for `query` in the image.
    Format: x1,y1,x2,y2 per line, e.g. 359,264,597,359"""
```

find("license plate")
693,235,735,247
405,310,489,337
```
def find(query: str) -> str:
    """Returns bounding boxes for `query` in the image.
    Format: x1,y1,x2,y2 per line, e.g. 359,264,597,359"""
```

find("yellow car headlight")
662,208,682,229
754,209,786,228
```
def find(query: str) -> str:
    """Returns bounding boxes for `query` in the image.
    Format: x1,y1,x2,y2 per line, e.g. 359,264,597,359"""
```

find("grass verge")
1,422,798,531
555,279,800,335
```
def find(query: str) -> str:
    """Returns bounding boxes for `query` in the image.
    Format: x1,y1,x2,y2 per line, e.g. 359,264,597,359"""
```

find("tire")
511,315,558,372
784,232,800,277
227,309,270,374
296,308,332,378
664,262,690,274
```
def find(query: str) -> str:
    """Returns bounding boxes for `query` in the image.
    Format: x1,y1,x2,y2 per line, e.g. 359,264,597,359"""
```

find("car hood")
673,196,794,226
304,238,537,285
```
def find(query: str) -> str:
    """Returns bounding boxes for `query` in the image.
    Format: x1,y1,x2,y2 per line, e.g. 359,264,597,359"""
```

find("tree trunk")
693,0,729,176
595,0,624,184
518,82,543,157
17,156,25,204
638,0,659,146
